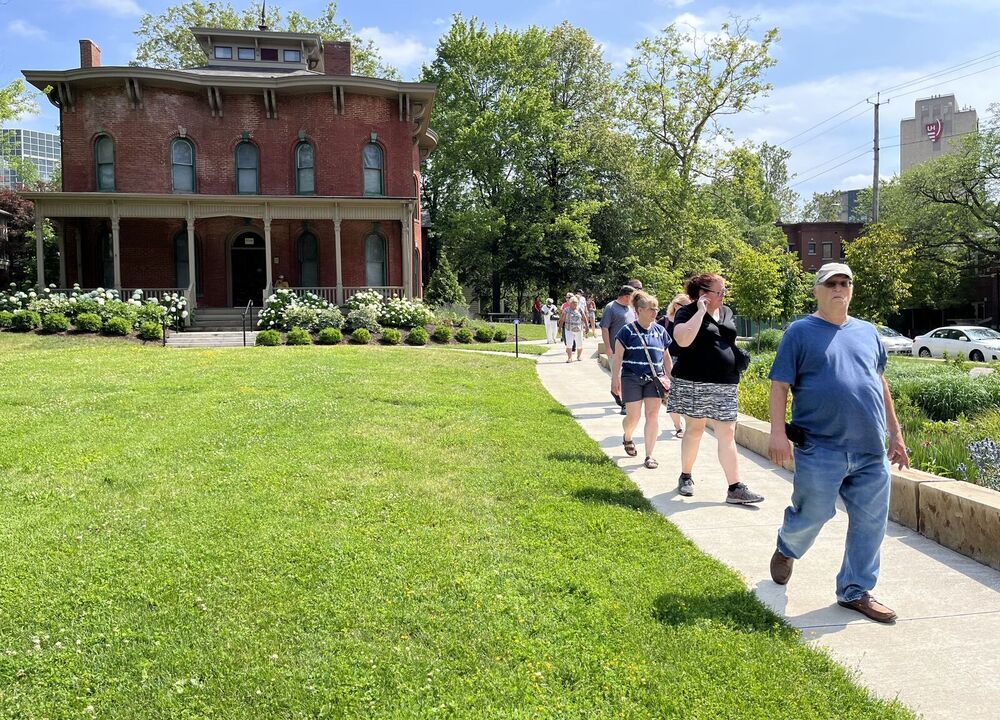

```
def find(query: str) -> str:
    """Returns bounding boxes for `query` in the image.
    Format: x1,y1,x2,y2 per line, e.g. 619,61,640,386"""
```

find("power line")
790,150,872,189
886,60,1000,102
776,100,867,149
784,106,871,151
878,48,1000,95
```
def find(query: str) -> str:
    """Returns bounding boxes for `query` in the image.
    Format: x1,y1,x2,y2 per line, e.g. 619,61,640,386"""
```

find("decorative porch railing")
122,288,189,303
288,287,339,304
283,286,406,305
342,286,405,301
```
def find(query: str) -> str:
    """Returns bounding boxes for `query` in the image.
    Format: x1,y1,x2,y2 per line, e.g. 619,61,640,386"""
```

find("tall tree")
801,190,843,222
132,1,395,78
844,224,915,324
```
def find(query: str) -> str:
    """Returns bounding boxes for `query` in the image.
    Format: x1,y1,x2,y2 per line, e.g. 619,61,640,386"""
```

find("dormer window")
283,50,301,62
214,46,233,60
238,47,255,60
261,48,279,61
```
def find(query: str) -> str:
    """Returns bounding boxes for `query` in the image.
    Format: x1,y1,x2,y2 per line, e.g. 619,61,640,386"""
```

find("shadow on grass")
652,590,793,637
572,486,653,512
547,451,615,467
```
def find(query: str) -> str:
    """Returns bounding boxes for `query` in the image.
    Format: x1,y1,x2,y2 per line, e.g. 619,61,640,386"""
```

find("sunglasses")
821,280,853,289
702,287,728,296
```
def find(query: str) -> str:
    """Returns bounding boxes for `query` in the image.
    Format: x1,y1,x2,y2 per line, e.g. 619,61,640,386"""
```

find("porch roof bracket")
332,85,345,115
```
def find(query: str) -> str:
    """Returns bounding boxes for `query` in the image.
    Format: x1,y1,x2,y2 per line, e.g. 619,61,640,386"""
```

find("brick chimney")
323,41,351,76
80,39,101,69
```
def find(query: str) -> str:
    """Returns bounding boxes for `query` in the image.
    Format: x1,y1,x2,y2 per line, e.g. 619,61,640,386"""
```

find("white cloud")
62,0,143,17
659,0,694,7
7,20,47,40
597,38,635,71
358,27,434,75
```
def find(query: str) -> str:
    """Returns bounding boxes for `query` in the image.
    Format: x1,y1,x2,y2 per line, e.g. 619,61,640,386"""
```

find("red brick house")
21,27,437,309
779,221,864,273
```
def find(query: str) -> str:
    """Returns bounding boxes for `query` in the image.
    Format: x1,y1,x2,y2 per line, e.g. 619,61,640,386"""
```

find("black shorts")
621,371,661,403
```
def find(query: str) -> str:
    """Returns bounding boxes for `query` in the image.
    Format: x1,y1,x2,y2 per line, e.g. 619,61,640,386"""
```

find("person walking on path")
669,273,764,505
767,262,909,624
611,291,672,470
601,285,637,416
532,296,542,325
586,296,598,337
661,293,691,438
541,298,558,343
561,297,587,362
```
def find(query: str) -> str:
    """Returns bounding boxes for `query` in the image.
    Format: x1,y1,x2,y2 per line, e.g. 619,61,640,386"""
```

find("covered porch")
23,192,420,308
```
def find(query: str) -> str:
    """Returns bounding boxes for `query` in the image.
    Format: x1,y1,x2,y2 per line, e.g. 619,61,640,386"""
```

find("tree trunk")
491,271,502,314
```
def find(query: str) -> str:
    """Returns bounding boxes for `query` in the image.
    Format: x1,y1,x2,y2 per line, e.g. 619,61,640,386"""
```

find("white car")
912,325,1000,362
878,326,912,355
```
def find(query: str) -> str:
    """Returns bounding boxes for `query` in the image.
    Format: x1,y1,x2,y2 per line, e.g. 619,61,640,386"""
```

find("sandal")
674,428,684,438
623,438,638,457
644,456,659,469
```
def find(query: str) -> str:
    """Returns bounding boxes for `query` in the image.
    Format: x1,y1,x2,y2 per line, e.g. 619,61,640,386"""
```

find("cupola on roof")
190,27,325,72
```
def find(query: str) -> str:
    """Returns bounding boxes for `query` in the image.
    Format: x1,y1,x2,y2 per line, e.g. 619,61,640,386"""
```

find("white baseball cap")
814,263,853,285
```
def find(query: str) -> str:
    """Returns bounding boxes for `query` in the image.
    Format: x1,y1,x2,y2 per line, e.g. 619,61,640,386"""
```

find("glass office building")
0,129,61,187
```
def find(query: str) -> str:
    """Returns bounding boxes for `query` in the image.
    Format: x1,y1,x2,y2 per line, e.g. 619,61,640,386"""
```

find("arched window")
236,141,258,194
174,230,203,297
363,142,383,196
297,231,318,287
365,230,386,287
295,142,315,194
95,135,114,191
171,138,195,193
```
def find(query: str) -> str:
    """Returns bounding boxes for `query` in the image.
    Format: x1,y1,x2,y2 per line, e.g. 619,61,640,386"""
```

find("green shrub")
317,327,343,345
102,316,132,336
256,329,281,346
406,326,428,346
286,327,312,346
73,312,102,333
137,321,163,342
752,328,784,352
432,325,452,343
474,324,494,343
742,352,776,382
350,328,372,344
137,303,167,325
381,328,402,345
907,376,994,421
493,328,509,342
346,304,382,333
455,327,473,344
10,310,40,332
40,313,70,334
316,306,345,330
0,310,13,329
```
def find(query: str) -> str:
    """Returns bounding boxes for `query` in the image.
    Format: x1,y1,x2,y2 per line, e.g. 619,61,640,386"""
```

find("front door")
231,232,267,306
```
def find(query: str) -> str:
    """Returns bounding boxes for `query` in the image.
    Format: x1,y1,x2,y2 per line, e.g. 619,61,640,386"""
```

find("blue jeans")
776,443,891,602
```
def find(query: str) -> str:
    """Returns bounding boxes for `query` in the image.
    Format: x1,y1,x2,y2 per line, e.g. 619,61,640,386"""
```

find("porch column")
401,204,414,299
186,209,197,310
34,209,45,288
57,222,67,287
334,216,344,305
75,228,83,287
263,210,273,298
111,216,121,290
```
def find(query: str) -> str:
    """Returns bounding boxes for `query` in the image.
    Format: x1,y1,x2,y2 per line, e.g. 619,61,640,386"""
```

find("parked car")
877,326,912,355
912,325,1000,361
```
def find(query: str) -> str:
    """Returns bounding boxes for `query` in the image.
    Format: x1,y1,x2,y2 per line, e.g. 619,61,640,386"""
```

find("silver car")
878,326,912,355
912,325,1000,362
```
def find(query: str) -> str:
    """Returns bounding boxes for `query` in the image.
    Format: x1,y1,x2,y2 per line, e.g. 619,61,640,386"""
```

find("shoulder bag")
633,323,670,404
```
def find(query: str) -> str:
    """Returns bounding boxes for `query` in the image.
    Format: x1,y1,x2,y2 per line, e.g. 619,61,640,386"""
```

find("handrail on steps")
241,300,254,347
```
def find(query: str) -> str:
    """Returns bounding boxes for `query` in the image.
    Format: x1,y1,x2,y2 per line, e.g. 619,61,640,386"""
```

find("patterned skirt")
667,377,739,422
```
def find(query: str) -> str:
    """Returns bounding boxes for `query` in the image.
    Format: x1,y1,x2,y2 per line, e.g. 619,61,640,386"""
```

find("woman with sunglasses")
669,273,764,505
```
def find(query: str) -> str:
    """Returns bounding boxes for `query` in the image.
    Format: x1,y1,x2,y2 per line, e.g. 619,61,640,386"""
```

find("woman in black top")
668,273,764,505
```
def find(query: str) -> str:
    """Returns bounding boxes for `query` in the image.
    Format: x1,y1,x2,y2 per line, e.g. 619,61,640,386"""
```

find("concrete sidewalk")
536,336,1000,720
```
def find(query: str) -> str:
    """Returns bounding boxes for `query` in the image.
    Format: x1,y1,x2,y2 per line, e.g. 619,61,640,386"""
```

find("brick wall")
61,85,417,197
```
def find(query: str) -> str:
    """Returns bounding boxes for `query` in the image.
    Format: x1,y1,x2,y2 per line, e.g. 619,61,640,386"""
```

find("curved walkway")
536,336,1000,720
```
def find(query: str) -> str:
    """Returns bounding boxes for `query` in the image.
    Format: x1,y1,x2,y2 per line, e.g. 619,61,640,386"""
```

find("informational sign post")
512,319,520,358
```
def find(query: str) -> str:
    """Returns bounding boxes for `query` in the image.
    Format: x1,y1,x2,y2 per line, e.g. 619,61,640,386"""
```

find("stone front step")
167,331,257,348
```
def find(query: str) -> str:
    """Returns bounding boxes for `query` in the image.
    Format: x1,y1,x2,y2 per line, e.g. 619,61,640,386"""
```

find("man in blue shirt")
767,263,909,623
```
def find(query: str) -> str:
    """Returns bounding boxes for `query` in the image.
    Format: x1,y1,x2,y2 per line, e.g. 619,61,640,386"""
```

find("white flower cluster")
345,289,383,313
257,289,343,332
134,290,189,329
378,296,434,328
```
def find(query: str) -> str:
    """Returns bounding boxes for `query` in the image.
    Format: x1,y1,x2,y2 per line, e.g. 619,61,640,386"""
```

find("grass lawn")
0,333,913,719
429,342,551,356
491,321,547,341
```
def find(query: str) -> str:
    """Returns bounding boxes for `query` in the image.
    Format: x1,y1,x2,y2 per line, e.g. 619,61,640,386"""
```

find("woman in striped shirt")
611,291,673,469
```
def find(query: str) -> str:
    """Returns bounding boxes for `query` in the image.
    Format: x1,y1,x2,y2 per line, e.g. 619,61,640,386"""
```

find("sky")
2,0,999,203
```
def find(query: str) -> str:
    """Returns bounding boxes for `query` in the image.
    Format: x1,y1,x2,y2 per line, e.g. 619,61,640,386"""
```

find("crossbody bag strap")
632,322,661,377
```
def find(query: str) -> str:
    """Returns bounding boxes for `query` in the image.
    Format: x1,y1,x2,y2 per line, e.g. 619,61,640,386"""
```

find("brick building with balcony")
21,27,437,309
779,221,864,272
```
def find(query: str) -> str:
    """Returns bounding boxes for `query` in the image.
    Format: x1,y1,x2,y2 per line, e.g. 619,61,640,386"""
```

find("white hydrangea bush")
378,296,434,328
258,289,344,332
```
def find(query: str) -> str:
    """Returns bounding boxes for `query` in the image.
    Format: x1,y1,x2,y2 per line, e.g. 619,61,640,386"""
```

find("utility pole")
868,92,888,223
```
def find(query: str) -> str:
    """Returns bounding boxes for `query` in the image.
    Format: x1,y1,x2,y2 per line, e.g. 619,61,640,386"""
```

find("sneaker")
770,549,793,585
678,473,694,497
726,483,764,505
837,593,897,623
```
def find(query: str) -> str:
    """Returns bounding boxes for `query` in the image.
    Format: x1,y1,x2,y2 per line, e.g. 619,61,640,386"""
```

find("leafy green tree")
132,1,395,78
727,241,782,322
802,190,843,222
844,224,914,324
424,251,465,307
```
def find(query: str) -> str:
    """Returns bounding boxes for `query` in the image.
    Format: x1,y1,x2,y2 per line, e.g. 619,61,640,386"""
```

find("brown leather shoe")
837,593,897,623
770,549,793,585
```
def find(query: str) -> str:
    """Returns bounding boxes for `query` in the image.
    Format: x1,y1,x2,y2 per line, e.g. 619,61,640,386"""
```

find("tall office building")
0,128,61,187
899,94,977,173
